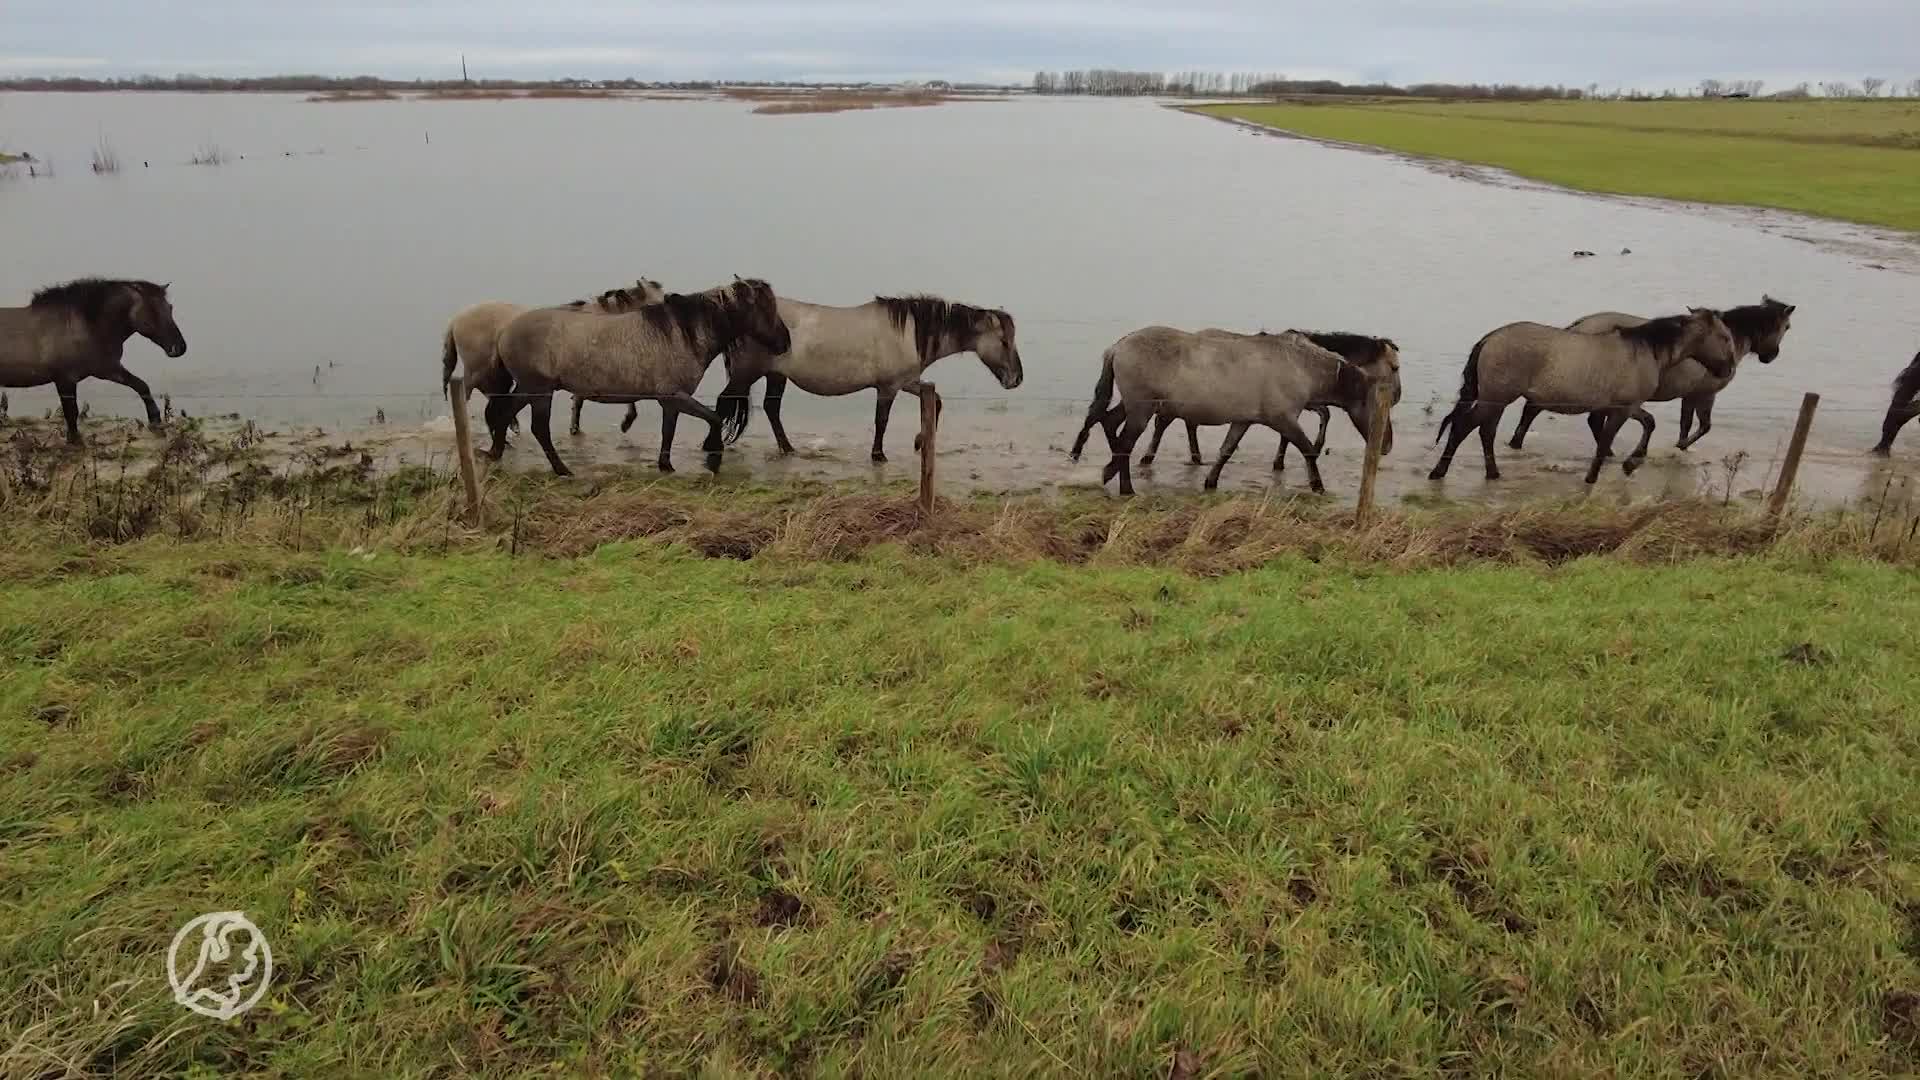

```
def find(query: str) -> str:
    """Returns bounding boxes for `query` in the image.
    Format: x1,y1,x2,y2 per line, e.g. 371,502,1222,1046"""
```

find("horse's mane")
1293,330,1398,366
1720,296,1792,347
1615,313,1695,350
641,279,772,344
1892,352,1920,408
30,278,163,324
874,295,1012,363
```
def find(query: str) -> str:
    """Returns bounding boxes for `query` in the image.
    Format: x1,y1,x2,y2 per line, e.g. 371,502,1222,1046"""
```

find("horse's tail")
716,378,754,446
1069,347,1119,460
440,330,459,394
1892,352,1920,409
1435,335,1486,445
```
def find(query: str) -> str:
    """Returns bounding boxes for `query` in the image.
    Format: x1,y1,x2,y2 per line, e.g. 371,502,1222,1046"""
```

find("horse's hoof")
148,423,166,435
1507,438,1524,451
871,453,887,464
1190,457,1204,467
658,461,676,474
1872,446,1892,458
705,453,722,474
553,466,573,478
1622,460,1642,477
913,435,924,452
1138,454,1155,466
1427,470,1446,482
619,420,636,434
569,428,582,438
1486,470,1502,481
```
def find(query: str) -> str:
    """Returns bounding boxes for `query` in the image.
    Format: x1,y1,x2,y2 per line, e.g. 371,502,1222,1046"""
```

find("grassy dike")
2,427,1920,1075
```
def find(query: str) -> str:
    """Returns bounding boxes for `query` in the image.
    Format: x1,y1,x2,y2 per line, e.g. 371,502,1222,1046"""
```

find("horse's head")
131,283,187,358
1749,295,1796,363
970,307,1023,390
726,278,791,355
1685,307,1739,377
634,278,667,305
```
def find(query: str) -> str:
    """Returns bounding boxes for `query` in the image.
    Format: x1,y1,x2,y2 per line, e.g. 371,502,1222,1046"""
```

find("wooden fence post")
1767,392,1819,517
448,375,484,527
1355,380,1391,528
918,384,940,515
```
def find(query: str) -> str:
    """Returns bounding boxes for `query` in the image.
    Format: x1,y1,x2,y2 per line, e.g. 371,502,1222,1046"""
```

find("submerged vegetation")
3,417,1920,1073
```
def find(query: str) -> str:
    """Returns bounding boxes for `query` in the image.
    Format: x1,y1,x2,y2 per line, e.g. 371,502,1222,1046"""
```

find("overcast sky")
5,0,1916,89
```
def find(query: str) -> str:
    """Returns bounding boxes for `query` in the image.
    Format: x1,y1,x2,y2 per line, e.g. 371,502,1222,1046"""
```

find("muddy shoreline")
7,409,1915,519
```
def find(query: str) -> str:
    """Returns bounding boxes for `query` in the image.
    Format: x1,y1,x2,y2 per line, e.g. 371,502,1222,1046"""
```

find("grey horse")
0,278,187,444
1506,297,1796,459
1429,308,1737,485
490,279,791,477
440,278,666,425
1099,330,1402,471
701,295,1023,461
1872,351,1920,456
1078,327,1396,496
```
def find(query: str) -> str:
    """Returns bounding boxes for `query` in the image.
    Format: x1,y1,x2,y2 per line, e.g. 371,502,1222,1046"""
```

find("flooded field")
2,91,1917,507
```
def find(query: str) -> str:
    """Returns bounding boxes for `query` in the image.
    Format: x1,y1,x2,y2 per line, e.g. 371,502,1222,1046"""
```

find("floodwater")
3,91,1917,509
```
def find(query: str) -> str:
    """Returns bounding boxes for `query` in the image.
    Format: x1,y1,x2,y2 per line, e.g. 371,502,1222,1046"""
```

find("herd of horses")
6,275,1920,494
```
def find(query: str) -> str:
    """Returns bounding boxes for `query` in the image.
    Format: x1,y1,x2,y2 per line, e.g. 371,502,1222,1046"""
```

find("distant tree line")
1032,70,1594,100
1031,69,1920,101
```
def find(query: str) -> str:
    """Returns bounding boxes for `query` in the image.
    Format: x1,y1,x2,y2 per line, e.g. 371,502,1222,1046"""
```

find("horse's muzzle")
1758,350,1779,364
165,338,188,358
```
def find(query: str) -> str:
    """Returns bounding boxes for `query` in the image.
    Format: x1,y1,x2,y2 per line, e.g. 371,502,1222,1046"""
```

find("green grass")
1197,99,1920,232
5,527,1920,1076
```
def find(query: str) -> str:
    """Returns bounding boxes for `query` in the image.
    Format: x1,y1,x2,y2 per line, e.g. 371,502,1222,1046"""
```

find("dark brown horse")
0,279,187,444
1873,351,1920,456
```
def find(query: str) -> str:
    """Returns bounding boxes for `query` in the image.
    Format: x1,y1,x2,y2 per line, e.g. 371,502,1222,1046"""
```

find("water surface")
3,92,1916,507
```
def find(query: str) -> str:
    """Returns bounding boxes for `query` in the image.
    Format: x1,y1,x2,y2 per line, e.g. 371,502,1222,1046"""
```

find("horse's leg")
871,388,898,463
1112,407,1150,496
1271,414,1327,493
1311,406,1331,453
702,376,752,455
1508,402,1544,450
903,380,943,453
528,392,571,477
568,393,586,437
1676,394,1714,451
620,403,641,434
1186,420,1205,466
100,365,163,432
662,392,727,473
1585,409,1631,484
1429,406,1476,481
1471,402,1506,480
483,393,517,460
1875,401,1919,456
1677,398,1697,446
1139,413,1173,466
1204,422,1253,491
54,377,81,445
761,374,795,454
1623,408,1656,472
